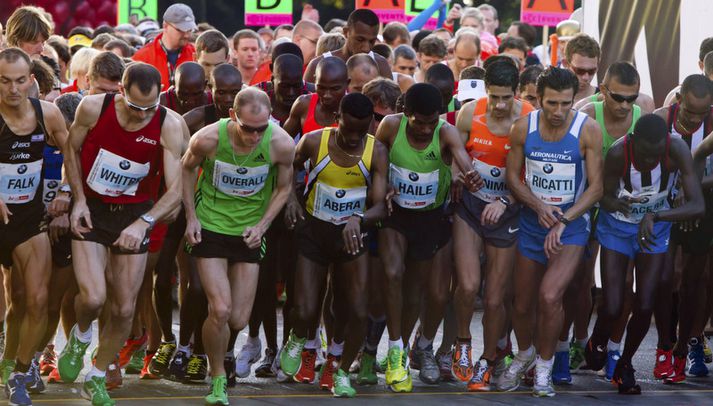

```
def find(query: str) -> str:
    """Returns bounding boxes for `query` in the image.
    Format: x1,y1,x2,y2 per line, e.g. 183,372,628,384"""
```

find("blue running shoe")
551,351,571,384
605,350,620,381
688,338,709,377
5,372,32,406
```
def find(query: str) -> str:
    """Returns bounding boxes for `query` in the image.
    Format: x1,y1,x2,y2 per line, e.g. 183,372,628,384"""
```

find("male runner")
194,29,230,80
499,67,603,397
86,52,124,95
304,9,391,83
346,54,379,94
0,48,68,406
561,34,600,104
376,83,482,391
280,93,388,397
254,53,313,126
593,114,704,394
159,62,211,115
58,62,185,406
184,64,242,134
452,61,533,390
182,87,295,405
448,31,480,81
231,29,263,85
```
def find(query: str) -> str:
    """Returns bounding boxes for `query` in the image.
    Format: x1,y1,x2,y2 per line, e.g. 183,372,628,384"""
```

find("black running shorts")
455,192,520,248
187,228,264,264
296,214,367,266
382,203,451,261
72,199,153,254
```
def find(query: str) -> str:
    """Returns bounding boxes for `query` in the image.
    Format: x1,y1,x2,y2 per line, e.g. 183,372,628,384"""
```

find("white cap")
457,79,487,102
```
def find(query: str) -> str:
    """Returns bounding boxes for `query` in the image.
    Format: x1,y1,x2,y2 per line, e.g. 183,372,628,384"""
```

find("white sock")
556,340,569,353
304,333,320,350
576,338,588,348
417,334,433,350
85,366,105,380
247,335,261,346
536,355,554,369
177,344,192,357
329,339,344,357
75,325,92,344
519,345,535,360
389,339,404,350
497,336,508,350
607,339,621,353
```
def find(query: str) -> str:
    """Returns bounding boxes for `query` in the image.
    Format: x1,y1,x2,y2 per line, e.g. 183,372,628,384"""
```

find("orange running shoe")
39,344,57,375
467,359,493,392
140,352,160,380
664,355,686,384
118,334,147,368
294,349,317,383
319,354,339,391
451,341,473,382
47,367,62,383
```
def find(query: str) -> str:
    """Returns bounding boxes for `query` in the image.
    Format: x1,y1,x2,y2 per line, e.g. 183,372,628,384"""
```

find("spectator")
383,22,410,48
104,39,134,58
62,47,99,94
316,33,346,57
293,20,324,66
232,29,264,85
194,29,230,79
5,6,53,57
393,44,417,77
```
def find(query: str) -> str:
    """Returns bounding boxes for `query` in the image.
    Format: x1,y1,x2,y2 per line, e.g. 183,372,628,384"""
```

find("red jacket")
133,32,195,91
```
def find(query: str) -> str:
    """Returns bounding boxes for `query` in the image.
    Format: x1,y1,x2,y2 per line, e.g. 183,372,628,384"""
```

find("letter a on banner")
356,0,405,23
245,0,293,26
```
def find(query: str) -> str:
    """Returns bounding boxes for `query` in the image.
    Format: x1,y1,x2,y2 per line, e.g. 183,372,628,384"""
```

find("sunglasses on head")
572,66,597,76
125,98,160,112
608,92,638,104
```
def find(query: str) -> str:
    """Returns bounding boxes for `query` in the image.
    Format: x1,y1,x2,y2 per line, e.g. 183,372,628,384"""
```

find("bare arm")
660,137,705,221
561,119,604,221
693,129,713,189
599,141,629,214
364,140,389,224
282,95,309,138
182,107,204,136
303,57,320,83
145,113,186,223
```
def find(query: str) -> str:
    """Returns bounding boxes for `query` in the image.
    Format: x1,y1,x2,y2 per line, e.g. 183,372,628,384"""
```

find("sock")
85,366,105,380
247,335,261,346
14,361,29,374
389,338,404,350
576,338,588,348
536,355,554,369
497,336,508,350
329,339,344,357
417,334,433,350
556,340,569,353
177,344,192,357
607,339,621,353
519,345,535,360
75,325,92,344
304,333,320,350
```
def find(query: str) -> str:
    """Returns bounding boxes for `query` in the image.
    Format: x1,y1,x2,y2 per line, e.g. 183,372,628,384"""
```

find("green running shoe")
0,358,15,384
332,368,356,398
385,346,407,385
280,330,306,376
58,325,91,383
126,349,145,375
569,341,586,372
81,376,116,406
205,375,229,405
356,352,378,385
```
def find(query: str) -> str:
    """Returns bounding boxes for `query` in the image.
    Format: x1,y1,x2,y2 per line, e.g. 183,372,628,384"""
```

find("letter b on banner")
245,0,293,26
117,0,158,24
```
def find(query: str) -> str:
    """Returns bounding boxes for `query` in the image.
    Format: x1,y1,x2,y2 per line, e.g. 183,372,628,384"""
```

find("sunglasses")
608,92,638,104
237,118,269,134
125,98,160,112
571,66,597,76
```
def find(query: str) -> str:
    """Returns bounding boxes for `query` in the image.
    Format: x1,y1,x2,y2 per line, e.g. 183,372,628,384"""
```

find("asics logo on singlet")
11,141,30,149
119,160,131,170
490,167,501,177
236,167,248,175
425,151,438,160
543,164,554,174
9,152,30,160
409,172,420,181
504,144,511,150
530,151,572,161
135,135,157,145
254,153,266,162
335,189,346,198
17,164,27,174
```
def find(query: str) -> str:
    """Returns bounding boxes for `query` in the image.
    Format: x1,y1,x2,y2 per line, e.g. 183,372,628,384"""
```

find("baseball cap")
163,3,197,32
68,34,92,49
457,79,487,102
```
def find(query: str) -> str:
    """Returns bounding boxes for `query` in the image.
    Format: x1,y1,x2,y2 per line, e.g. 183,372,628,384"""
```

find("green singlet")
594,101,641,157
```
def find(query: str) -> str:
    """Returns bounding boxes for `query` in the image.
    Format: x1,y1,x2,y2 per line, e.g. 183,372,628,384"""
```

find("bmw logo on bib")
237,167,248,175
543,164,554,174
491,167,501,177
409,172,419,182
17,164,27,174
640,197,650,204
48,180,58,188
120,160,131,170
335,189,346,198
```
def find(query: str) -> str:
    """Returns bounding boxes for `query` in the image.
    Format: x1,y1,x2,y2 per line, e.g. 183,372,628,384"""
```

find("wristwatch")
498,196,511,207
59,184,72,194
140,213,156,228
352,211,365,224
558,214,571,226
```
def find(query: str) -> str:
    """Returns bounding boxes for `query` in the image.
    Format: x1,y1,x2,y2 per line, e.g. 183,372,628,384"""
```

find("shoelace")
286,341,302,359
238,344,260,362
457,344,471,368
535,366,550,387
155,346,173,364
335,373,349,387
187,357,205,375
473,362,487,382
91,377,110,398
505,356,525,378
388,349,402,370
421,350,438,369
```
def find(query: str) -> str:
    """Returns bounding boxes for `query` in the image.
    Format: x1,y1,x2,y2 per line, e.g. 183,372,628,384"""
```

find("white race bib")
472,158,507,202
43,179,60,206
0,159,42,203
525,159,576,205
390,164,439,209
213,160,269,197
614,187,669,224
86,148,150,197
312,182,367,225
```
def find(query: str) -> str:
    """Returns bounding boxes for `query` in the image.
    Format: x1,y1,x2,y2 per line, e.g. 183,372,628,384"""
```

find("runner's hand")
385,185,398,216
481,200,506,226
49,214,70,244
461,170,484,192
48,192,71,217
113,220,149,252
0,200,11,225
535,203,562,229
70,200,92,238
185,216,202,245
243,224,266,249
544,222,565,259
342,215,363,255
284,199,304,230
638,213,655,252
611,196,633,216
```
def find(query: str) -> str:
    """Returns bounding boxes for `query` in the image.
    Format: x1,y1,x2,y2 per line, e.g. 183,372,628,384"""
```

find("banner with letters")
245,0,293,26
356,0,405,24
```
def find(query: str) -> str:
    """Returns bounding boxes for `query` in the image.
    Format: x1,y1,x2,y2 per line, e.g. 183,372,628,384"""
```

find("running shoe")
467,359,492,392
140,352,159,380
204,375,228,406
118,334,146,368
604,350,620,381
224,356,237,387
388,374,413,392
5,372,31,406
411,344,439,384
81,376,116,406
39,344,57,375
687,337,709,377
26,355,46,394
318,354,339,390
255,348,277,378
294,349,317,383
612,360,641,394
437,351,454,381
350,350,362,374
654,348,674,379
58,325,91,383
47,368,62,383
551,351,571,384
356,351,378,385
451,341,473,382
584,337,607,372
169,350,190,381
280,331,306,377
569,340,587,372
496,350,535,392
148,341,175,378
664,355,686,384
533,362,555,397
377,356,387,374
704,336,713,364
125,349,145,375
0,359,15,385
185,354,208,382
236,339,262,378
332,368,356,398
105,357,122,390
385,346,408,385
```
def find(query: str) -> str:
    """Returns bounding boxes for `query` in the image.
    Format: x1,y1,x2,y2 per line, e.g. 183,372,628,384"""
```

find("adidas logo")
254,153,266,162
425,151,437,160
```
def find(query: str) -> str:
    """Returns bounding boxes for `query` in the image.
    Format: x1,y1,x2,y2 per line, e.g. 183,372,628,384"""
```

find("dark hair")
274,24,294,37
681,74,713,99
0,47,32,69
232,29,263,51
271,42,303,66
90,51,125,83
197,22,216,32
47,39,71,65
404,83,442,116
5,6,52,47
92,33,115,50
460,66,485,80
104,39,134,58
483,54,518,71
394,44,416,61
210,63,242,87
498,36,528,54
395,93,405,113
31,58,55,95
565,33,601,62
273,54,303,79
633,114,668,144
316,56,348,80
412,30,433,52
93,24,115,38
123,62,162,95
347,9,380,28
700,37,713,63
54,92,82,123
68,26,93,39
363,78,401,110
196,29,230,58
324,18,347,33
383,22,410,45
519,65,543,91
418,35,447,58
536,66,578,98
705,51,713,78
425,63,454,85
340,92,374,120
511,21,537,47
485,61,519,91
372,43,392,61
604,61,639,86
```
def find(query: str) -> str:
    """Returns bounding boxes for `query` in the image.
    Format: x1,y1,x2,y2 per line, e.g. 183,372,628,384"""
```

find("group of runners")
2,2,713,406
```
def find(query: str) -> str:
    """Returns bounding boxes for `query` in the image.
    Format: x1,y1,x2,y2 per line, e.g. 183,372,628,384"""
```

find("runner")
194,29,230,80
182,87,295,405
58,62,185,406
561,34,600,104
0,47,68,406
498,67,603,397
87,52,125,95
594,114,704,394
184,64,242,133
448,31,480,81
376,83,482,392
254,52,313,125
280,93,388,397
231,29,263,85
347,54,379,94
159,61,212,115
452,61,533,390
415,35,448,83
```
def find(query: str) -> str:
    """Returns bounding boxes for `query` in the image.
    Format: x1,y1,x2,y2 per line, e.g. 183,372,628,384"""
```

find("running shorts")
455,192,520,248
518,207,590,265
296,214,367,266
0,201,47,267
382,203,451,261
596,210,671,258
72,199,153,254
188,228,264,264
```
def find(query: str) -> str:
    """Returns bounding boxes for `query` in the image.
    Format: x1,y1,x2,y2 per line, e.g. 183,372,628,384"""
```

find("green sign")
405,0,435,17
118,0,158,25
245,0,293,26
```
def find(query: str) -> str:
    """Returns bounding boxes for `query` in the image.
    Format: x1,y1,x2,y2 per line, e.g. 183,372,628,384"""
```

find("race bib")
0,159,42,203
43,179,60,206
312,182,367,225
86,148,150,197
213,160,269,197
525,159,576,205
613,187,669,224
472,158,507,202
390,164,439,209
